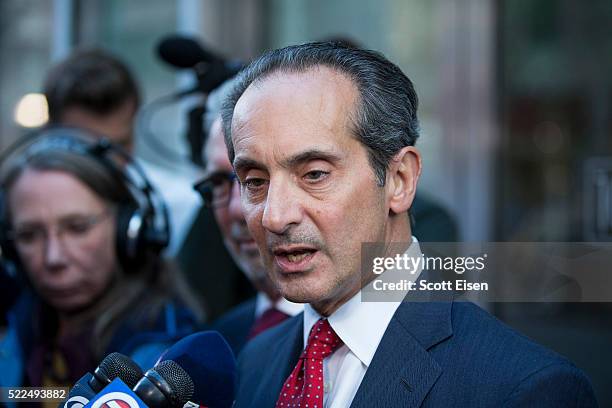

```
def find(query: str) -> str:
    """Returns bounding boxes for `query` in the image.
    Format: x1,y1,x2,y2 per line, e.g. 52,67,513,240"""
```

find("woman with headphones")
0,127,203,392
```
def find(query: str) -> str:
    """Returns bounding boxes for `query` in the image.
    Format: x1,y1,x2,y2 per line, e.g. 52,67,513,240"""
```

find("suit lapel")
350,301,453,408
250,313,304,406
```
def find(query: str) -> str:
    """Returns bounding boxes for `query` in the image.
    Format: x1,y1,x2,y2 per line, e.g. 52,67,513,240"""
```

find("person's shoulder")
238,312,302,363
0,313,25,386
110,300,200,369
211,298,257,329
450,301,565,364
442,302,597,405
501,359,598,407
108,300,198,354
209,298,258,355
233,314,304,407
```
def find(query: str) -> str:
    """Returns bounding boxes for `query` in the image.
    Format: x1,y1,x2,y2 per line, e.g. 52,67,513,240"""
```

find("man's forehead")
234,66,356,116
230,67,358,157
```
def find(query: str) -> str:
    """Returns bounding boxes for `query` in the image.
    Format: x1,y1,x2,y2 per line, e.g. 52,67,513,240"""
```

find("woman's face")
8,168,118,313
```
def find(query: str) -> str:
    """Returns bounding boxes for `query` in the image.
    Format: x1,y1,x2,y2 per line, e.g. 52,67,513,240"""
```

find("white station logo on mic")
89,392,141,408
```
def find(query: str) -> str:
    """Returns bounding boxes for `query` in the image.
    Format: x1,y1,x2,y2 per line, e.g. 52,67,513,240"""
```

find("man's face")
231,67,391,314
205,118,268,286
60,99,136,152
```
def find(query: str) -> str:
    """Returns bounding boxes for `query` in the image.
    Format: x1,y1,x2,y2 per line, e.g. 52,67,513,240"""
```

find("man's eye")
244,178,267,188
304,170,329,181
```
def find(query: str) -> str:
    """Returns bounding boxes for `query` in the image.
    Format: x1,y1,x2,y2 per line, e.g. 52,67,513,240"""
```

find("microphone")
61,352,143,408
131,360,194,408
158,35,218,69
133,331,237,408
156,34,242,95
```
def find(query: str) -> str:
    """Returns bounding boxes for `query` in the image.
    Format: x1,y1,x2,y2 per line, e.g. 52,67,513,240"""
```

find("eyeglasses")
193,171,238,209
8,209,113,254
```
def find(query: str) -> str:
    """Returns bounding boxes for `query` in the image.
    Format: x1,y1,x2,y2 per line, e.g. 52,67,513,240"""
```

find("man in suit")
197,82,302,355
220,42,597,407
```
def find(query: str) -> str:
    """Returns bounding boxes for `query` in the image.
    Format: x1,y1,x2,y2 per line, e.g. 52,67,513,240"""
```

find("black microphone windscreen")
157,35,217,68
97,352,144,389
155,360,195,407
63,354,143,408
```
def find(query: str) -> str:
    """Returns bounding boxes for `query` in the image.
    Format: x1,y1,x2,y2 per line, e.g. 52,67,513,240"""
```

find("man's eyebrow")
281,149,343,168
233,149,343,173
203,168,234,178
233,156,266,174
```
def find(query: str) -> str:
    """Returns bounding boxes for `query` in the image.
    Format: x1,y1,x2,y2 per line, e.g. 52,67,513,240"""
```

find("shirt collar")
303,236,422,367
255,292,303,318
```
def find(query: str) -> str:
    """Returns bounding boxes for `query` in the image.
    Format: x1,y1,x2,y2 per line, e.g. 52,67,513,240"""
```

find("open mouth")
272,245,318,272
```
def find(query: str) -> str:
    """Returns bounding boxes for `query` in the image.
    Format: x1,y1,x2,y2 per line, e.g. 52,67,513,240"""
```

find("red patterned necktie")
248,307,290,339
275,318,343,408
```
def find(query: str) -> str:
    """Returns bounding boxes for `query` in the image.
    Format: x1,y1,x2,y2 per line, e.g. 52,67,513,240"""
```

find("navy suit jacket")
210,297,257,356
234,300,597,407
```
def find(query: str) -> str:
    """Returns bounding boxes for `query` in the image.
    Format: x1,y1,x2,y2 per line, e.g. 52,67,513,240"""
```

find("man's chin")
276,278,331,305
279,291,311,304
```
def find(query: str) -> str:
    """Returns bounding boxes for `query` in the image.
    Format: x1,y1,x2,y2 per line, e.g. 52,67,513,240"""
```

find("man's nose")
261,178,303,235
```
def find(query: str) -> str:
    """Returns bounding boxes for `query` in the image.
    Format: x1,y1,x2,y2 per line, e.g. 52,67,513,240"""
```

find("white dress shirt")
302,237,422,408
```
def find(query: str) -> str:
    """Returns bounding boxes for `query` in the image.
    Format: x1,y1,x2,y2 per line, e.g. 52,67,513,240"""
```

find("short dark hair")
44,49,140,122
221,41,420,186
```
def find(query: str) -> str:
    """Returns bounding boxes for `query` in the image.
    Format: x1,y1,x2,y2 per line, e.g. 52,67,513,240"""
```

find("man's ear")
387,146,422,214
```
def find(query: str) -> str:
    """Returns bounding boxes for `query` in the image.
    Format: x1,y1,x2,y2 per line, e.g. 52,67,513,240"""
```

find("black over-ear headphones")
0,126,170,272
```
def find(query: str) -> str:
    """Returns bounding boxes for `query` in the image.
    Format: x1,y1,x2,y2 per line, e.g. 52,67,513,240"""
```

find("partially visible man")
44,49,140,151
43,49,201,255
222,42,597,407
195,81,302,355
